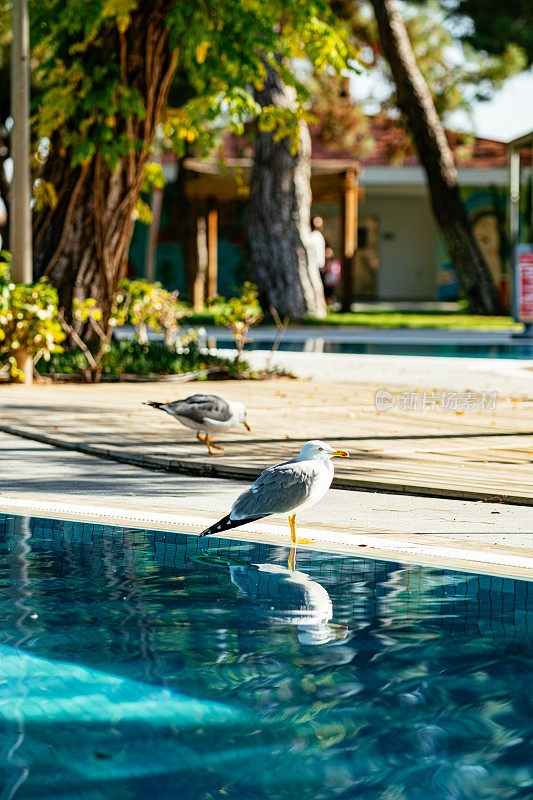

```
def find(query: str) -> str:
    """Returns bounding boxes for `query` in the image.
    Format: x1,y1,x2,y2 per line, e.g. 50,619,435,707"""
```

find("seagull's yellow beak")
331,449,349,457
244,421,251,431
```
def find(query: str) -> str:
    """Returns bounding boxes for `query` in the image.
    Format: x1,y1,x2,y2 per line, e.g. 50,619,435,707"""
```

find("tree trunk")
33,156,136,316
175,159,199,303
369,0,505,315
0,145,10,251
248,63,326,319
33,3,177,316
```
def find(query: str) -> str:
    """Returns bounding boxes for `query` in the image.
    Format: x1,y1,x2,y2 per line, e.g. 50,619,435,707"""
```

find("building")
128,118,532,307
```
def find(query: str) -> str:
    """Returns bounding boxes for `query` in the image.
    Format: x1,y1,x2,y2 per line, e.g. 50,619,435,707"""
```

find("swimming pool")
1,513,532,799
208,336,533,360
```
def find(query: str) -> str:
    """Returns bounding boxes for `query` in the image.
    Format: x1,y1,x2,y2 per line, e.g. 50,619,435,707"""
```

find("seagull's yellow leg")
288,546,296,571
196,431,206,443
289,512,314,546
205,435,224,455
289,514,297,544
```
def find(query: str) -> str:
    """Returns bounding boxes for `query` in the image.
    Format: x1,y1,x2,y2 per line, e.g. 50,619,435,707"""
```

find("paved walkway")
1,360,533,504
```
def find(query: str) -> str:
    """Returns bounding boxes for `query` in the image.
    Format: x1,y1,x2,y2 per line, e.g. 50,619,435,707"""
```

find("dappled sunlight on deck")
1,379,533,503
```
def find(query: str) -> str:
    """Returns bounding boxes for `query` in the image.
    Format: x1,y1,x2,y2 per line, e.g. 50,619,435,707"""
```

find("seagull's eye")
318,447,323,451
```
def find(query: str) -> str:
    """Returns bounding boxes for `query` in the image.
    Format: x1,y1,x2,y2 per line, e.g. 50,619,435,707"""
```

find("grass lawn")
301,311,521,330
190,307,521,331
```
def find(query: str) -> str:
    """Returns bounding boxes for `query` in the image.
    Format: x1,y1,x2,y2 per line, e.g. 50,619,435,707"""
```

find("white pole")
10,0,33,384
509,148,520,256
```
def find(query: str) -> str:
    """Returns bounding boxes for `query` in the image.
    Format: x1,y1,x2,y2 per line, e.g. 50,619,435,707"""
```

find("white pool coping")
1,496,532,581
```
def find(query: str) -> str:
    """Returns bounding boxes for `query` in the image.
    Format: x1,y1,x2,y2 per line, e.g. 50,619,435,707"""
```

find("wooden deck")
2,379,533,504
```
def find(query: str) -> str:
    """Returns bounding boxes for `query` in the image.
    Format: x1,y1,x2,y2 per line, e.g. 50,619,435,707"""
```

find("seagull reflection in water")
196,549,349,646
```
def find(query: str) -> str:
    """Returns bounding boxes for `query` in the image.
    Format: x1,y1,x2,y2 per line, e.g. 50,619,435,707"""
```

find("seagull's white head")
230,401,251,431
296,440,349,462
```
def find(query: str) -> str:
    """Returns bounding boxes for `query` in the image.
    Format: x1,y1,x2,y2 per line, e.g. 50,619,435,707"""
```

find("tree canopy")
442,0,533,67
4,0,359,314
29,0,357,171
1,0,530,317
333,0,526,125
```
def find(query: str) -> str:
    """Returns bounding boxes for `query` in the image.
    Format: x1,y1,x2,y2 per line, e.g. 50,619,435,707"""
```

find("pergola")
181,156,361,310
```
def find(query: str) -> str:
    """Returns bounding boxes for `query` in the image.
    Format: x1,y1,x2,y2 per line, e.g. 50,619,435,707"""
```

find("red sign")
517,250,533,322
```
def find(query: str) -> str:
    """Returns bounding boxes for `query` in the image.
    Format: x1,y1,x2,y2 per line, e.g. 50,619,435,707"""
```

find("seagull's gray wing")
164,394,232,424
231,462,319,520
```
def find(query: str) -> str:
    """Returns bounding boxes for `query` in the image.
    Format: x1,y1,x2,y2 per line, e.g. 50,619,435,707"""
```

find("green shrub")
0,272,65,380
116,278,191,345
37,338,237,378
210,281,263,363
56,280,192,381
0,251,11,285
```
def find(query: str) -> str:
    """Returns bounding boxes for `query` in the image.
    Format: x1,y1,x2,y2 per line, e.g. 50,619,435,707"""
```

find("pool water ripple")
0,514,532,800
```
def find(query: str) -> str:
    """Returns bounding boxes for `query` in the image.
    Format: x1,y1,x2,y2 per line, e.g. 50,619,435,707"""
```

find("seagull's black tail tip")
143,401,164,410
199,513,262,538
199,514,233,538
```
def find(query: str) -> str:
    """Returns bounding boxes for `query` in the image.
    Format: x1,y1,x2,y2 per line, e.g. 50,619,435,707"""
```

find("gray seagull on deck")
199,440,349,545
144,394,250,455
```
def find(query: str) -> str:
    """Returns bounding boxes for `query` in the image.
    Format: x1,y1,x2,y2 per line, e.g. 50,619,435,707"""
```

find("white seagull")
199,440,349,543
144,394,250,455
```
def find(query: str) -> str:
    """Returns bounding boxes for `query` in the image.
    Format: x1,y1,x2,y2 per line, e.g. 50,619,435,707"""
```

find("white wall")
361,192,438,300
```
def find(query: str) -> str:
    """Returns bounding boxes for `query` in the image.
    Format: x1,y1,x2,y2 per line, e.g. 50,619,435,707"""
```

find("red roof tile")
310,115,514,169
163,117,530,170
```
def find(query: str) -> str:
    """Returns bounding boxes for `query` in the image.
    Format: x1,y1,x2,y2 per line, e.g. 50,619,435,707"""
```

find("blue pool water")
211,336,533,359
1,514,532,800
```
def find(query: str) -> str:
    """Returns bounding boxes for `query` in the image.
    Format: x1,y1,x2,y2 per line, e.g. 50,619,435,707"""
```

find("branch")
266,304,290,369
58,309,98,370
44,162,90,278
88,313,109,343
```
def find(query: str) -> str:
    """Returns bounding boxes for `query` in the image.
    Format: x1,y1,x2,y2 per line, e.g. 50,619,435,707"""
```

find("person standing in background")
323,245,341,307
309,216,326,283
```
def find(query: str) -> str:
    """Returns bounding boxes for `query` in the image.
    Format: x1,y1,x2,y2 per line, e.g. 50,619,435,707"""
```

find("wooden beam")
340,169,358,312
184,170,361,202
207,205,218,299
193,215,207,311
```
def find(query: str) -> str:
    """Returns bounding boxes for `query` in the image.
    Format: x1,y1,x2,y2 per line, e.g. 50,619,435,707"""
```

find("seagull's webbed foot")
205,435,224,455
288,513,314,546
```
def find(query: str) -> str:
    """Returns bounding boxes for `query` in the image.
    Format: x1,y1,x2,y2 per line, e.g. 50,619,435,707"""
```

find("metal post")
531,140,533,238
509,148,521,258
10,0,33,384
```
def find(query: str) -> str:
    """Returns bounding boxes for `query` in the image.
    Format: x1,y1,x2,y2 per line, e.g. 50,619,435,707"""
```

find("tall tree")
248,63,326,319
368,0,505,314
32,2,178,317
0,2,14,248
333,0,525,125
23,0,354,314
